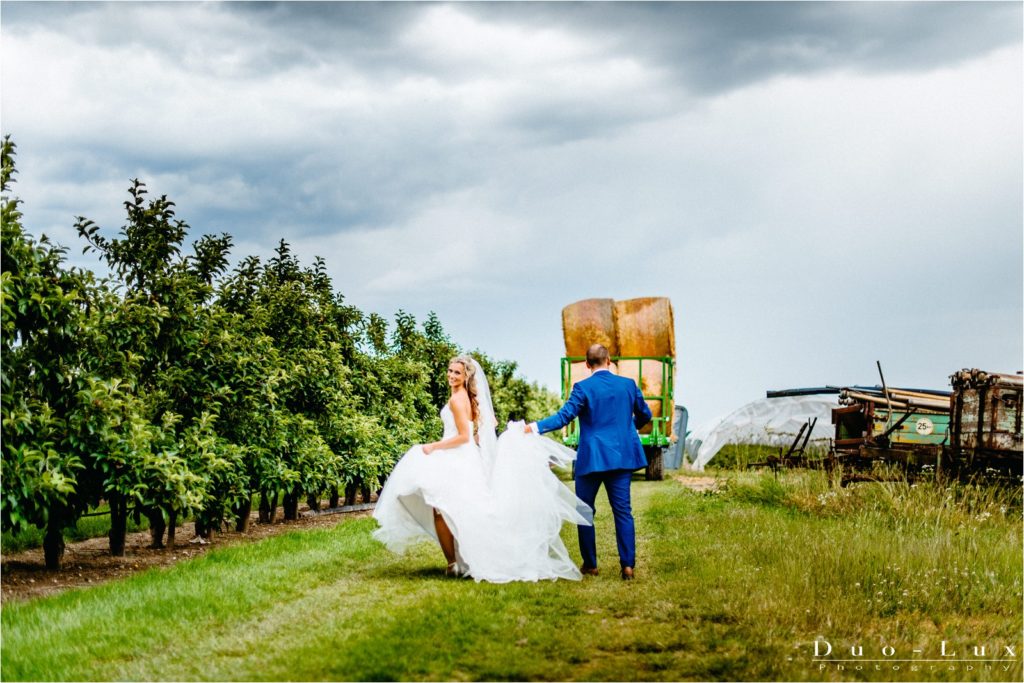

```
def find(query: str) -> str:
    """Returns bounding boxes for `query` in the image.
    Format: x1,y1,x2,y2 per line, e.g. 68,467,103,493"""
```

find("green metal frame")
559,355,674,449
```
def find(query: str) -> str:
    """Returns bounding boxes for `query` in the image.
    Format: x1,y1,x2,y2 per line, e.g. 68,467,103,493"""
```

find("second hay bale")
616,359,666,397
638,399,673,436
618,358,672,436
614,297,675,358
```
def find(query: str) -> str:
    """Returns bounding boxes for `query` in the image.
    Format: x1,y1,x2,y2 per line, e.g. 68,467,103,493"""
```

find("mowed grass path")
2,473,1021,682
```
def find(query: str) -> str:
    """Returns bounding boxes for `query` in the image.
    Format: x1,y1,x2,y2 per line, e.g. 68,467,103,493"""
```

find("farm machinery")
828,368,1022,484
557,297,676,480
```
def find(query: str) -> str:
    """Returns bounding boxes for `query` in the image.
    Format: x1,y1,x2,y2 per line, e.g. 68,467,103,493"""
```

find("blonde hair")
450,355,480,424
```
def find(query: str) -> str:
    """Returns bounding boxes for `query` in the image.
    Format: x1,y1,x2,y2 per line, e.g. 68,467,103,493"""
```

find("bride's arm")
423,396,473,454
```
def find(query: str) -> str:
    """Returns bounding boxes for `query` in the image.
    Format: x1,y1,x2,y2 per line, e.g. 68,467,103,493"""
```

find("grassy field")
1,470,1021,682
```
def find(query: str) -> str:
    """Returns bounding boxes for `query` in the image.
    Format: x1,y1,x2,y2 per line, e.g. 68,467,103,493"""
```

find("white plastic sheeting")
685,395,839,470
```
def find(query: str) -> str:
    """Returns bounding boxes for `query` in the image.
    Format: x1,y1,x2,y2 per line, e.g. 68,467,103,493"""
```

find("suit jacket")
536,369,652,476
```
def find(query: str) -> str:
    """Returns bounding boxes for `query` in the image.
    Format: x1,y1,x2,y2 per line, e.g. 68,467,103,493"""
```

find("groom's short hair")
586,344,610,368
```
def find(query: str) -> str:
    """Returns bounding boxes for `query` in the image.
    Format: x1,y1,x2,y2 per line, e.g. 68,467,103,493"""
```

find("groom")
527,343,652,580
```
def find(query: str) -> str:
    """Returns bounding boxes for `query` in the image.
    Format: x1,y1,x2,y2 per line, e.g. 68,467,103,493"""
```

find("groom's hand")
524,422,537,434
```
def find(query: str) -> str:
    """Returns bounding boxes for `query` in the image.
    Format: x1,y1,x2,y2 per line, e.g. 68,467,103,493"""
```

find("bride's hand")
423,443,436,455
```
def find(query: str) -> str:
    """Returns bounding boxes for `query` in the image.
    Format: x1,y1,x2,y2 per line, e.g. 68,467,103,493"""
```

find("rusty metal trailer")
948,369,1023,478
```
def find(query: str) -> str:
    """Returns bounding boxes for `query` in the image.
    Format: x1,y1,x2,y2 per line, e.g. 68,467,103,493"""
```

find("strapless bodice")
441,404,473,440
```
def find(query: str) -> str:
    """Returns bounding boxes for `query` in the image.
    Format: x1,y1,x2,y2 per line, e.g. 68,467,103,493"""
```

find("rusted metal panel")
950,369,1023,456
832,404,869,447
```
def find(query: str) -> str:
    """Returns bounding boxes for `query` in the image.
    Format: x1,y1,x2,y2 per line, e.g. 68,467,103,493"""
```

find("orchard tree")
3,134,561,568
75,180,244,548
0,136,133,567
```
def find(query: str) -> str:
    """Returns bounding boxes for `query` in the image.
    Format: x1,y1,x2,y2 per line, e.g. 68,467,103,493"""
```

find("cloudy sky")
2,1,1021,426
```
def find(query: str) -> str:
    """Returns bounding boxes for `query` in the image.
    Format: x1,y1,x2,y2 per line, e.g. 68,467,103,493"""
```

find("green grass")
1,503,150,553
711,443,830,469
2,471,1021,682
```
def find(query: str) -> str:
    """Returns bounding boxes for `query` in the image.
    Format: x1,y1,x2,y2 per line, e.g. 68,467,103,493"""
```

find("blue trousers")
575,469,635,569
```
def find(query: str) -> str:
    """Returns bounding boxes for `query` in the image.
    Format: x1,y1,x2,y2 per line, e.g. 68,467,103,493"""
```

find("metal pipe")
843,390,910,409
905,396,952,411
877,361,893,431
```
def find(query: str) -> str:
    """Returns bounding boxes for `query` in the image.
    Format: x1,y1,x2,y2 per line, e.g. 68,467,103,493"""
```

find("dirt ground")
0,503,374,604
674,475,722,493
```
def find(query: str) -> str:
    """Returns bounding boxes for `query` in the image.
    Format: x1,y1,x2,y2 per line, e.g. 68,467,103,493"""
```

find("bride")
372,354,590,582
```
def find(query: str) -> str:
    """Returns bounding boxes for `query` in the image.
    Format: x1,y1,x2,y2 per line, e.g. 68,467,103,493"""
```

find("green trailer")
559,355,675,480
830,399,950,484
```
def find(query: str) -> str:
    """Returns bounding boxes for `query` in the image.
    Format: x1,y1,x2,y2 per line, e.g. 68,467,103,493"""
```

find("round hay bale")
616,359,666,397
565,362,591,394
638,399,674,435
562,298,618,357
639,399,658,435
616,360,671,436
613,297,675,358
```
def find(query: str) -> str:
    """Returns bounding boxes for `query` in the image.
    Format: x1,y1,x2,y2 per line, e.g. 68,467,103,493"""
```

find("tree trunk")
43,517,66,570
235,496,252,533
282,488,299,520
258,492,271,524
146,508,166,549
328,487,339,509
344,482,358,507
258,490,277,524
360,485,372,505
167,508,178,548
108,493,128,557
306,492,320,513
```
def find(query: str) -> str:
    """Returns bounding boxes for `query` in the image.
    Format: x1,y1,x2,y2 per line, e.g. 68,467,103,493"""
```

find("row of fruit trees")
1,137,558,569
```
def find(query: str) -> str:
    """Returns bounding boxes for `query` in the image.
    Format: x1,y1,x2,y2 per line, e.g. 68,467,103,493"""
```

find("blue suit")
536,369,652,570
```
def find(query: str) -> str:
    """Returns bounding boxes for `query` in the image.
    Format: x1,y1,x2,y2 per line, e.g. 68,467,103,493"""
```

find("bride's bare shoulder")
448,391,471,415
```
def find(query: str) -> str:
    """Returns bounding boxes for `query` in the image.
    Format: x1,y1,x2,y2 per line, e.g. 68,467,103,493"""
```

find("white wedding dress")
372,401,591,583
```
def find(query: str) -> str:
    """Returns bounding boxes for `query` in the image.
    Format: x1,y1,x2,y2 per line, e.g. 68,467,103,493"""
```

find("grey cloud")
501,98,661,147
227,1,421,45
465,1,1022,93
11,1,1017,154
9,2,1019,90
0,1,93,25
3,1,424,80
222,1,428,77
3,1,1020,420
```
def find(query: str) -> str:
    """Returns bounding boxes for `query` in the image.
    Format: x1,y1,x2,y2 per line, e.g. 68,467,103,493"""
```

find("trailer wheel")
645,447,664,481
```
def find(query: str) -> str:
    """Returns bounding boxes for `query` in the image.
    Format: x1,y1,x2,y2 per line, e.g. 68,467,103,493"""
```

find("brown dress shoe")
580,565,599,576
620,566,634,580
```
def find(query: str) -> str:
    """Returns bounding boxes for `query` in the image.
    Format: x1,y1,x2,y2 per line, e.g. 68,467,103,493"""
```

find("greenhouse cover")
685,393,839,470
